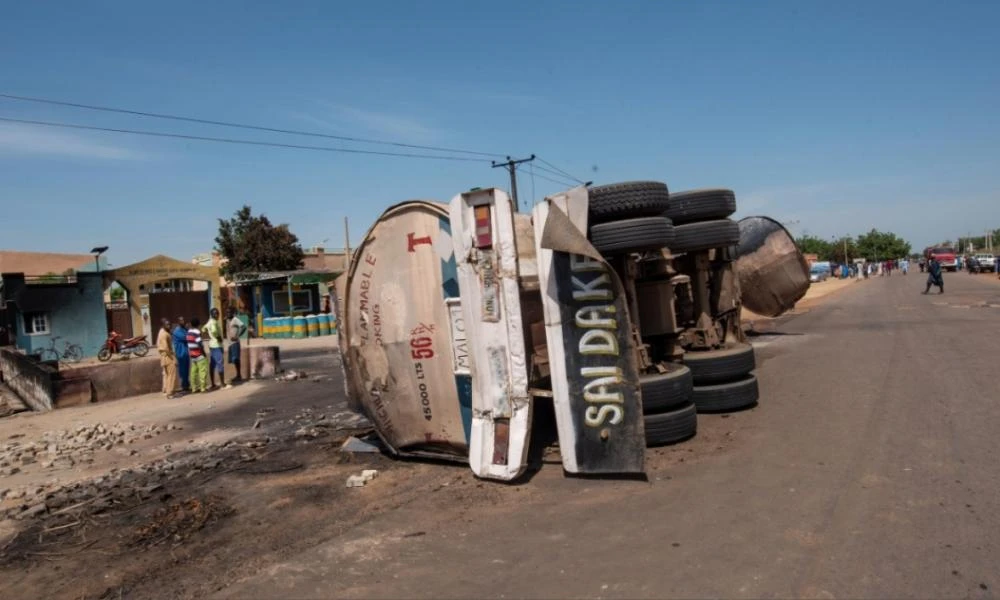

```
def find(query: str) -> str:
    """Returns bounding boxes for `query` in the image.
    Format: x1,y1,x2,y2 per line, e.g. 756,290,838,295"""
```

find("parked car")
809,265,830,282
974,254,995,272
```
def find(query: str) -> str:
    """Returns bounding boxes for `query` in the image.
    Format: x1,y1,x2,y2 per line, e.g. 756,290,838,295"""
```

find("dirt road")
4,270,1000,598
226,271,1000,599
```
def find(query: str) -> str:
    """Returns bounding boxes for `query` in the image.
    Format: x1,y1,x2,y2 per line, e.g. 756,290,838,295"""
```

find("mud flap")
449,189,532,481
532,188,646,475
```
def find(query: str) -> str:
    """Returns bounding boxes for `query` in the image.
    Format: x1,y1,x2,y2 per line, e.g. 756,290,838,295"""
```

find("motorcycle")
97,331,150,362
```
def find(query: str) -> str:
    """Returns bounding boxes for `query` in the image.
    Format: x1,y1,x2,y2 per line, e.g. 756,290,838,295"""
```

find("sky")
1,0,998,265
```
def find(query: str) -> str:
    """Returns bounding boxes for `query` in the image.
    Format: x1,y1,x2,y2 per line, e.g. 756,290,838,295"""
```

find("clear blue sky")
2,0,998,265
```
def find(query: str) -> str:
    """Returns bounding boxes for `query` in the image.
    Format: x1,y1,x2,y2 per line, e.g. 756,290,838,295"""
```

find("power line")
529,162,536,206
0,92,505,158
531,163,581,186
0,116,491,162
518,164,577,188
536,156,584,184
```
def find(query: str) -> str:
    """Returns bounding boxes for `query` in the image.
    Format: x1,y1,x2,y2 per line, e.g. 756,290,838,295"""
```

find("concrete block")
345,475,367,488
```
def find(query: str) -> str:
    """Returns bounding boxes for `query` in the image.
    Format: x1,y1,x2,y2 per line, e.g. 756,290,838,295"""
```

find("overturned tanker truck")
338,182,808,481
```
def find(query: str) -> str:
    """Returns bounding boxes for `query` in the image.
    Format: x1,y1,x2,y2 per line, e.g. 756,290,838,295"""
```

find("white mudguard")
449,189,532,481
532,188,646,474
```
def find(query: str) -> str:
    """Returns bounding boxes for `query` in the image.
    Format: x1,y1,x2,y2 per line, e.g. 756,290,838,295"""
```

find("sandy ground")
742,275,860,325
0,279,884,599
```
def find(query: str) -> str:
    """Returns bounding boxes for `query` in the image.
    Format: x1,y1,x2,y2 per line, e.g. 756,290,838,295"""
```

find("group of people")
155,308,247,399
860,259,908,279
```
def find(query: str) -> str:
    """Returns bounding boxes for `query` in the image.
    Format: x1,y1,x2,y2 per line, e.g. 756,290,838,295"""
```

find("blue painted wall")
3,273,107,358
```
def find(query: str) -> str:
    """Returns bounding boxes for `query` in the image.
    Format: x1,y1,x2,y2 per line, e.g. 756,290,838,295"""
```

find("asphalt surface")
222,272,1000,599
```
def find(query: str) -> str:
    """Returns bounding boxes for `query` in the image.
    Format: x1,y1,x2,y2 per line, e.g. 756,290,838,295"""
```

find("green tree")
796,235,834,260
109,284,126,301
829,236,858,264
854,229,912,261
215,205,305,278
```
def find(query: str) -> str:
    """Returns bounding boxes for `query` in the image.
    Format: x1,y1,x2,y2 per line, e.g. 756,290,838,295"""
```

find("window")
272,290,313,315
23,312,50,335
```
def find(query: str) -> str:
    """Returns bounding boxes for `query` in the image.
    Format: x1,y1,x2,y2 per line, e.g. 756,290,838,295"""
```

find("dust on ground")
0,335,763,599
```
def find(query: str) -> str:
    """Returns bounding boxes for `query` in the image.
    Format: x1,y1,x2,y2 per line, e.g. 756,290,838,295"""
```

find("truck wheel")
589,216,674,255
683,344,755,385
645,402,697,447
672,219,741,253
691,375,759,413
588,181,671,224
666,189,737,225
641,364,693,414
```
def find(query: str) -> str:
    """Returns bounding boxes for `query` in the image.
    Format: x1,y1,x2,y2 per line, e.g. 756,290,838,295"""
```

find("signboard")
533,189,645,474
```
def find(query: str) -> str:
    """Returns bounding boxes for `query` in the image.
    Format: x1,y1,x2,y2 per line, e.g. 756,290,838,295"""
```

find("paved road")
223,272,1000,599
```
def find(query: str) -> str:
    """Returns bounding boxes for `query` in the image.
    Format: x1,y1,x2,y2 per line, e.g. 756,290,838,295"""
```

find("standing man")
203,308,226,389
172,317,190,392
227,308,247,385
187,317,209,393
157,318,178,399
924,256,944,294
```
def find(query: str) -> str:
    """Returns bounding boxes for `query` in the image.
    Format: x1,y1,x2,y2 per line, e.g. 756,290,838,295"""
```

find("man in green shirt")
203,307,226,389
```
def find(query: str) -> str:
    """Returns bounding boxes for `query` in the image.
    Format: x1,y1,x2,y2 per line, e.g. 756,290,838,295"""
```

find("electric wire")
0,116,492,162
0,92,505,158
535,156,584,184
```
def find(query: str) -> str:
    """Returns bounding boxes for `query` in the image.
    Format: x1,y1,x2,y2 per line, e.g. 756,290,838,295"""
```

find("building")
103,255,223,340
0,251,109,349
0,250,106,276
193,246,349,323
0,272,107,358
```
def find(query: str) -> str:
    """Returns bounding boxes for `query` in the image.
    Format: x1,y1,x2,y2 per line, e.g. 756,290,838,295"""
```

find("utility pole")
491,154,535,210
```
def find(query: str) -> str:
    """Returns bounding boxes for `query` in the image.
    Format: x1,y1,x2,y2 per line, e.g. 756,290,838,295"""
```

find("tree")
829,236,858,264
215,205,305,278
109,284,126,301
854,229,912,262
796,235,834,260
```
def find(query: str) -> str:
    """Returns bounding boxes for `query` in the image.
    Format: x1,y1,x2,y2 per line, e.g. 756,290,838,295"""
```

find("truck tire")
666,189,737,224
589,216,674,255
645,402,697,447
683,344,755,385
641,365,693,414
588,181,670,223
691,375,759,413
672,219,741,253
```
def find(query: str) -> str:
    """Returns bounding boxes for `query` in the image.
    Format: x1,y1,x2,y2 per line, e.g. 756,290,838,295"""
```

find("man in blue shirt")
171,316,190,392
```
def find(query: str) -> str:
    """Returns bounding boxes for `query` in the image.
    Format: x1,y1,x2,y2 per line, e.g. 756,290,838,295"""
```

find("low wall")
61,357,162,404
0,348,56,411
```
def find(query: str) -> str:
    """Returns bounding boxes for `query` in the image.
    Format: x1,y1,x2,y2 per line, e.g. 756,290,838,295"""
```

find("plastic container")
292,315,307,339
305,314,319,337
317,313,332,336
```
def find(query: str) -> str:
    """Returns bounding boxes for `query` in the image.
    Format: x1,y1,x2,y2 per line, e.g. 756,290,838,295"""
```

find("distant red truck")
925,246,957,271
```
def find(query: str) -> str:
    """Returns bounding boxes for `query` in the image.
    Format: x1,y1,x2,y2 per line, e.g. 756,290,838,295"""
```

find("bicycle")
35,336,84,364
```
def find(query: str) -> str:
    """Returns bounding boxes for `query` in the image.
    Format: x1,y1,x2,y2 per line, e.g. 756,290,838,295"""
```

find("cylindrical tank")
260,317,270,339
341,201,470,459
274,316,289,338
292,315,307,338
735,216,810,317
305,314,319,337
317,313,332,336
